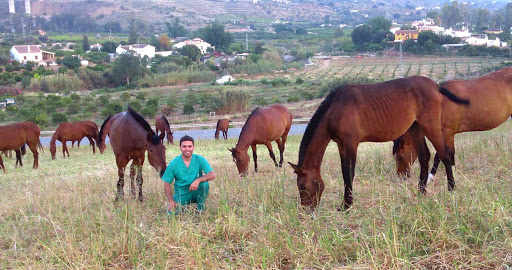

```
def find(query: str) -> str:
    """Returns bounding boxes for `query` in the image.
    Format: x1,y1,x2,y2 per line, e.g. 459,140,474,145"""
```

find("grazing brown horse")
215,119,229,140
229,104,292,176
97,108,167,202
0,122,43,172
50,121,99,159
155,115,173,144
394,67,512,183
288,76,470,211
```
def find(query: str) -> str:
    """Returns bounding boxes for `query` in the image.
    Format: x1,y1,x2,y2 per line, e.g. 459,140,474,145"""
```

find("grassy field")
1,119,512,268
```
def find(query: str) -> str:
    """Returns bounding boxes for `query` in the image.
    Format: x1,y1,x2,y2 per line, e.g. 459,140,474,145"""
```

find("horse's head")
98,140,106,154
392,135,416,178
289,162,325,211
50,142,57,160
167,131,174,144
229,148,250,177
146,132,167,178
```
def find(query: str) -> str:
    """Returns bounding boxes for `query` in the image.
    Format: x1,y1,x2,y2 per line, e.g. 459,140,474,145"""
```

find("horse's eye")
149,149,153,153
299,185,306,191
398,156,404,161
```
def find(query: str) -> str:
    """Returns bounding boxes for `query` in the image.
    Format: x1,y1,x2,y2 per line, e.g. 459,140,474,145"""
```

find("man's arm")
164,182,177,210
189,171,215,191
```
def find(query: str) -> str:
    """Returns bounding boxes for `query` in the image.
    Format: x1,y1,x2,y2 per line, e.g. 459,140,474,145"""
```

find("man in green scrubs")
162,135,215,214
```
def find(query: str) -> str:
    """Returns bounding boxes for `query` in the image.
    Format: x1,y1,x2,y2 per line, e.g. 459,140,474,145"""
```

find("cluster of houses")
0,98,15,111
392,18,508,48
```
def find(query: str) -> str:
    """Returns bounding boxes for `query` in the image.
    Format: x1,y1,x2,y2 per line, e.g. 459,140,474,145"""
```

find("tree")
61,56,81,69
180,45,201,62
441,1,468,28
82,35,90,51
472,8,490,31
198,22,233,52
111,54,144,85
351,25,372,47
253,43,264,54
101,41,118,54
166,18,187,38
334,27,344,38
159,34,171,50
128,25,138,44
295,27,308,35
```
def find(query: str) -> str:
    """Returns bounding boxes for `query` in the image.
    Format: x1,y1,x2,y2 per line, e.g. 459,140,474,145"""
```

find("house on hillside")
394,30,419,42
90,43,103,51
172,38,213,54
10,45,55,64
464,34,507,48
116,44,156,58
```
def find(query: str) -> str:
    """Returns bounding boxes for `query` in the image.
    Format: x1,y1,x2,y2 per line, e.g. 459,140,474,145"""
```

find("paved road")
40,124,309,147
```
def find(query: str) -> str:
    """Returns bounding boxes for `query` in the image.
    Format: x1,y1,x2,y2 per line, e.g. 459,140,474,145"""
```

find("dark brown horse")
50,121,99,159
229,104,292,176
97,108,167,202
394,67,512,182
215,119,229,140
288,76,469,211
155,115,173,144
0,122,43,172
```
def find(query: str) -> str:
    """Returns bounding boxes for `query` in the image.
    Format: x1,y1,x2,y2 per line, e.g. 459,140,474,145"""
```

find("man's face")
180,140,194,158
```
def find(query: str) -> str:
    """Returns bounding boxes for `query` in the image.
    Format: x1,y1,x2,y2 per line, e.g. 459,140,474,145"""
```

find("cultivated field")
1,120,512,268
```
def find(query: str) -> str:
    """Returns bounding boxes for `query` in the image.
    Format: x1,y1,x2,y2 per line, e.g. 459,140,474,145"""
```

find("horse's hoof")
427,173,435,183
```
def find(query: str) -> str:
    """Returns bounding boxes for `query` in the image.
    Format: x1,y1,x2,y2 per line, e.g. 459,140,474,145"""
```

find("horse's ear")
228,148,233,153
288,162,303,175
146,132,153,143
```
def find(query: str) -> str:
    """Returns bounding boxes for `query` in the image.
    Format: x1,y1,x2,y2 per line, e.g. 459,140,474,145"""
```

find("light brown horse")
97,108,167,202
155,115,173,144
215,119,229,140
394,67,512,182
288,76,470,211
229,104,292,176
0,122,43,172
50,121,99,159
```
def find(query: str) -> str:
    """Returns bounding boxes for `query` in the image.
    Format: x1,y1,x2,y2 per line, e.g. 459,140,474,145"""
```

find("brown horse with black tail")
97,108,167,202
229,104,292,176
215,119,229,140
0,122,43,172
50,121,99,159
155,115,173,144
288,76,470,211
394,67,512,183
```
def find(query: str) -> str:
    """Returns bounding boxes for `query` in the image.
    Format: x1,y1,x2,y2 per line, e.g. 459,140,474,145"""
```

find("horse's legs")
0,155,5,173
407,124,431,193
264,141,278,167
418,124,454,191
134,156,145,202
129,161,137,198
15,149,23,167
430,153,441,176
71,141,75,148
338,142,358,210
251,144,258,173
27,142,39,169
223,129,228,140
275,138,285,167
115,154,129,202
86,136,96,154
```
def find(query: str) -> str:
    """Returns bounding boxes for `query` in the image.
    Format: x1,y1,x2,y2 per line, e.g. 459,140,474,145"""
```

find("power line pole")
245,32,248,51
399,41,403,77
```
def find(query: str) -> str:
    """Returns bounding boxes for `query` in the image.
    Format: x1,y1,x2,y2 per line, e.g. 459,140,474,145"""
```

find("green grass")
1,121,512,268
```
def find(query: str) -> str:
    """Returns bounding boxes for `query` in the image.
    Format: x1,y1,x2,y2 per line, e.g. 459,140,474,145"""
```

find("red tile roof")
13,45,41,54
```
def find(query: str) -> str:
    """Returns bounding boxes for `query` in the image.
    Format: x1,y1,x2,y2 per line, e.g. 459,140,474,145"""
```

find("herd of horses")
1,66,511,212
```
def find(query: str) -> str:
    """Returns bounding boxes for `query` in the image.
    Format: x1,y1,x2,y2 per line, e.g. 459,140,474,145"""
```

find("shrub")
296,78,305,84
67,103,80,114
287,95,300,103
254,97,268,106
127,100,142,112
52,112,68,124
0,86,22,96
84,104,98,113
101,101,123,117
203,89,251,114
0,110,6,121
141,106,157,118
320,76,380,97
183,103,195,114
136,92,146,102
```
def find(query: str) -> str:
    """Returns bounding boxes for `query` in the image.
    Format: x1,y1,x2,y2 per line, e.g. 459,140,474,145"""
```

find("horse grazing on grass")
155,115,173,144
288,76,470,211
215,119,229,140
394,67,512,183
229,104,292,176
0,122,43,173
50,121,99,159
97,108,167,202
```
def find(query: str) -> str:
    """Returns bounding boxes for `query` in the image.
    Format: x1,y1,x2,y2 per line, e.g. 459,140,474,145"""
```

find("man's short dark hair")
180,135,194,146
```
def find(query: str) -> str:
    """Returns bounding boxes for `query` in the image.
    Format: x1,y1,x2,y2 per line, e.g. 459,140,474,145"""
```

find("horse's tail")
439,87,470,105
21,144,27,155
97,115,113,148
215,120,221,139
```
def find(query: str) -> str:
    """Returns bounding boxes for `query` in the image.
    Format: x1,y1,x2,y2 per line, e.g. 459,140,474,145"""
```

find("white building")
444,28,471,38
89,43,103,51
10,45,42,63
172,38,213,54
116,44,156,58
464,34,507,48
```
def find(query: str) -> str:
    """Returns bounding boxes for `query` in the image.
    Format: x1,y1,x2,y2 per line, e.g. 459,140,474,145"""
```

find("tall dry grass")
1,122,512,268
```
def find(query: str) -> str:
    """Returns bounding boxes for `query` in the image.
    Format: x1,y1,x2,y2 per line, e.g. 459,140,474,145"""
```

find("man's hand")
168,200,177,211
189,179,200,191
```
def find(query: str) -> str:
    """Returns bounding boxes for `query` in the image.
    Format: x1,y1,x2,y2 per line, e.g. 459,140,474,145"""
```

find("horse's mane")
298,89,339,166
127,107,161,145
97,115,112,146
392,135,403,155
161,115,170,130
240,108,260,135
